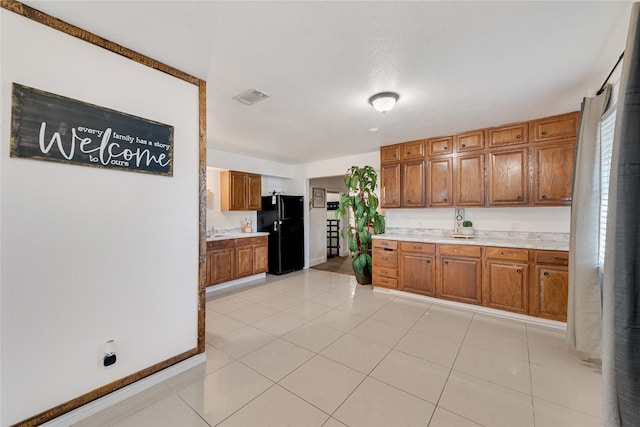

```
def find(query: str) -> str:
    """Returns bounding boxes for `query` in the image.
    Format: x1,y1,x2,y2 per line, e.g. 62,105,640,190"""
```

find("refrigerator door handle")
273,221,278,231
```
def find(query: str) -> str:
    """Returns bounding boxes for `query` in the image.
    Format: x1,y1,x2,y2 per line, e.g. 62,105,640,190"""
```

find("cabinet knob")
444,260,449,265
544,271,550,277
500,251,504,255
407,151,412,155
444,146,448,150
407,199,412,203
443,198,448,202
461,143,466,148
517,195,522,200
541,130,547,136
516,134,521,139
426,260,431,264
541,195,547,199
516,269,522,274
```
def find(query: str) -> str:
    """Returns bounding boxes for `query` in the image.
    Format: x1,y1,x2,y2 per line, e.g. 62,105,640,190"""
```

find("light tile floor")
75,269,601,427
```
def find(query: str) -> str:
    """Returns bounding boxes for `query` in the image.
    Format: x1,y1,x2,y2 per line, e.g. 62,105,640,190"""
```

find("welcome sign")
10,83,174,176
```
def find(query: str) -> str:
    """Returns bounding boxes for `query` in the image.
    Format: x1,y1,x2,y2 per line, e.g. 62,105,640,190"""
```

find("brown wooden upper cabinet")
456,154,486,206
487,122,529,148
427,136,453,156
380,144,401,163
401,140,426,160
401,160,426,208
531,112,580,143
532,142,575,205
220,170,262,211
488,148,529,205
380,163,401,208
379,111,578,208
455,130,485,152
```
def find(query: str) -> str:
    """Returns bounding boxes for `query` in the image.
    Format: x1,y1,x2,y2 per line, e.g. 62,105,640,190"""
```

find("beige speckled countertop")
206,232,269,242
373,231,569,251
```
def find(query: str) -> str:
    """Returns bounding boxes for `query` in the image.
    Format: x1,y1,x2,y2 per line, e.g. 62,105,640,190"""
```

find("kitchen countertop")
206,232,269,242
373,232,569,251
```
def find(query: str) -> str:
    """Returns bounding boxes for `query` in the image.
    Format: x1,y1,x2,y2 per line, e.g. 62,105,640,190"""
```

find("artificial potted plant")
335,165,386,284
461,220,474,235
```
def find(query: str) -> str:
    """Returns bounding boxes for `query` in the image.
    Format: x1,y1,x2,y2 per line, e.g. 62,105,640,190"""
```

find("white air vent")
232,88,270,105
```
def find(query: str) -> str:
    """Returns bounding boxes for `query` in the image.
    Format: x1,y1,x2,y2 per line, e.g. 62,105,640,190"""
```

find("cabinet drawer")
399,241,436,254
401,140,425,160
373,276,398,289
532,112,579,143
485,247,529,262
488,123,529,147
373,266,397,279
535,250,569,266
427,136,453,156
373,239,398,250
439,244,482,258
235,237,265,247
373,248,398,268
207,239,236,250
381,145,400,163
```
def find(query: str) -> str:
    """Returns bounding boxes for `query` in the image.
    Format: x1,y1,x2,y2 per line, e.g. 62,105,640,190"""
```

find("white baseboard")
375,287,567,330
309,256,327,267
42,353,206,426
205,273,267,294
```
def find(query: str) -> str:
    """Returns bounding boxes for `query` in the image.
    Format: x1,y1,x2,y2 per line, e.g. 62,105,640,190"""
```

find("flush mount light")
368,92,399,113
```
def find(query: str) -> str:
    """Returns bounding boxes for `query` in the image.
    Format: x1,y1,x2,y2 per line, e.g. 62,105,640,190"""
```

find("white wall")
0,11,200,426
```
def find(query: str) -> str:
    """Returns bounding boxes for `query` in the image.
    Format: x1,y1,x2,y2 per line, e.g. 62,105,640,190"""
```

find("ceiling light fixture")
368,91,399,113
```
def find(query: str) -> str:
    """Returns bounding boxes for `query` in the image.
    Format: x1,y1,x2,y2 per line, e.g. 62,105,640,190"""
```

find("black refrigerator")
257,195,304,275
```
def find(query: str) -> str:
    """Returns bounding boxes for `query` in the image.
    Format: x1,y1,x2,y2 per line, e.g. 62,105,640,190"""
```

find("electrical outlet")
103,339,116,367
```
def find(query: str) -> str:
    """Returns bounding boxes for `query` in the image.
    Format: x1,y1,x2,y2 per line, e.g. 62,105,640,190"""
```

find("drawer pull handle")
542,194,548,199
552,256,568,261
443,146,448,150
544,272,550,277
516,134,522,139
500,251,504,255
461,143,466,148
541,130,547,136
384,248,394,251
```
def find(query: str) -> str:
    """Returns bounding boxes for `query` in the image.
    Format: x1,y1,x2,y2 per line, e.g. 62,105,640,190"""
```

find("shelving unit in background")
326,219,340,258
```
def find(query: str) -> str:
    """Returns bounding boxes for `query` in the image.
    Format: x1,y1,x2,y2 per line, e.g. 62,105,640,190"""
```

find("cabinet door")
210,248,234,285
534,265,568,321
235,244,254,279
438,256,482,305
253,242,268,274
533,143,575,205
483,261,528,314
381,145,400,163
456,154,485,206
230,171,247,210
247,173,262,210
488,148,528,205
532,112,579,143
428,158,453,207
380,163,401,208
455,130,485,152
400,252,436,297
401,160,426,207
487,123,528,148
401,140,425,160
427,136,453,156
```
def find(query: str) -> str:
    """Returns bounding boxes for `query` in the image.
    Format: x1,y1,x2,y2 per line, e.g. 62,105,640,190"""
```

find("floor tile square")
320,333,390,374
313,309,366,332
333,377,435,427
251,311,307,336
395,329,460,368
532,397,601,426
411,304,473,343
280,355,365,413
283,300,334,320
371,350,449,404
349,318,407,347
282,321,344,352
371,304,424,328
240,338,314,382
217,385,329,427
177,361,273,426
428,407,482,426
226,303,278,324
210,325,276,358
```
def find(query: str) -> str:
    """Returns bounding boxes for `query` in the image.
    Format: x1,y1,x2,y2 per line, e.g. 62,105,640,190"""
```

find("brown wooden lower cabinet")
483,247,529,314
206,236,268,286
532,250,569,321
399,241,436,297
372,239,569,322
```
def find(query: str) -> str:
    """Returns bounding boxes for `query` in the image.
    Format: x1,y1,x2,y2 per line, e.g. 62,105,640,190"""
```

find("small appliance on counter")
257,195,304,275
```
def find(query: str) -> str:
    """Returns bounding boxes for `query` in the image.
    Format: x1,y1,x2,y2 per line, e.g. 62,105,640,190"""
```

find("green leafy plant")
335,166,386,282
462,220,473,227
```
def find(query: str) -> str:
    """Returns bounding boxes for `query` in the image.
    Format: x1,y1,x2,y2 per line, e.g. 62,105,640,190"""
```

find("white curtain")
603,3,640,426
566,86,611,354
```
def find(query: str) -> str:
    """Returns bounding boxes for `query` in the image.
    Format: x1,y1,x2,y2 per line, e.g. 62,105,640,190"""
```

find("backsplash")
385,227,570,243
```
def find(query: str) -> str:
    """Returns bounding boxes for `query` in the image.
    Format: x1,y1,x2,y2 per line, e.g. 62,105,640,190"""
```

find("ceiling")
21,1,633,165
